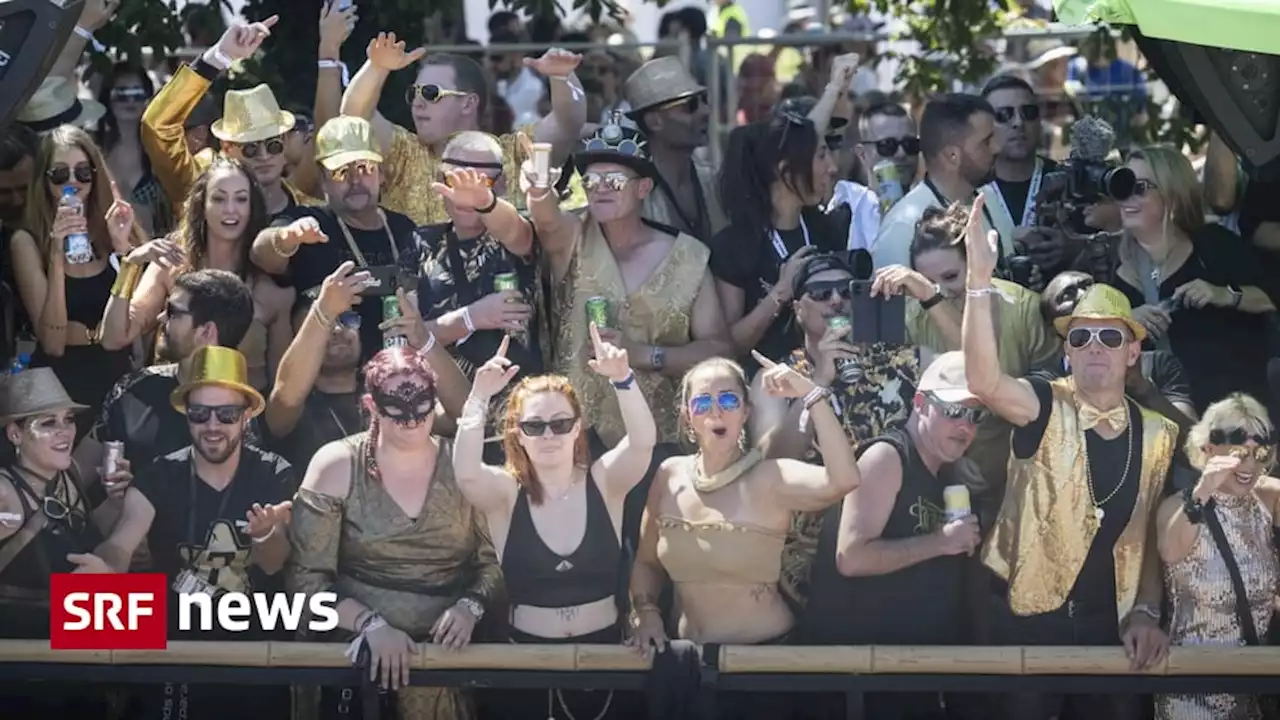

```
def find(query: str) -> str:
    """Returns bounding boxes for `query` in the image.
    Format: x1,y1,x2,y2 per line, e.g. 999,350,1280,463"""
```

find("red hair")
501,375,589,505
363,348,438,456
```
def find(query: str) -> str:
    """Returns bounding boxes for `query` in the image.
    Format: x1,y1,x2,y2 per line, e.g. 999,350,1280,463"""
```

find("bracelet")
798,386,833,434
966,285,1013,303
611,372,636,390
352,609,373,633
475,191,498,214
271,232,300,258
311,305,336,329
317,59,350,86
344,613,390,663
109,261,142,299
74,25,106,53
457,306,476,345
416,331,437,356
204,47,233,71
250,525,278,544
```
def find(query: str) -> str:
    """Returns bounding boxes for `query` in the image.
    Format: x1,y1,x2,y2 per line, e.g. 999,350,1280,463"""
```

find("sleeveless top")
501,471,619,608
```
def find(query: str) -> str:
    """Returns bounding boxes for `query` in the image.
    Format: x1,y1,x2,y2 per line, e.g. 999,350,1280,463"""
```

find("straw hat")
314,116,384,171
170,346,266,418
15,77,106,133
1053,284,1147,343
211,85,295,144
574,113,657,178
0,368,88,425
623,56,705,117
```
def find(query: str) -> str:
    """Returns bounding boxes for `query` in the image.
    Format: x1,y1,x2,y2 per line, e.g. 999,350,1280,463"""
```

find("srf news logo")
50,573,339,650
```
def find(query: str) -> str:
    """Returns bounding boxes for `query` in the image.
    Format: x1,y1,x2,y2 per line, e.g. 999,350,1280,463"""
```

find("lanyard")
186,461,237,554
989,158,1044,229
924,177,1000,257
335,209,400,268
653,162,709,239
771,216,811,262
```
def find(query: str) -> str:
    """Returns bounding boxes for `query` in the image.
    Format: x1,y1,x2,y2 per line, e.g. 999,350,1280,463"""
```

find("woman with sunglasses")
454,327,655,719
289,347,500,720
710,113,842,371
628,357,859,714
1115,145,1276,413
1155,393,1280,720
8,126,149,440
99,156,294,391
96,61,172,237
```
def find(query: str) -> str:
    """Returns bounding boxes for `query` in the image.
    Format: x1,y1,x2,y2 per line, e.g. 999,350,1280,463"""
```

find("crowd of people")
0,2,1278,720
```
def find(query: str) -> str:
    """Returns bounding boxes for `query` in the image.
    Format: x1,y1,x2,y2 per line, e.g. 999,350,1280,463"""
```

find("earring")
1063,355,1071,371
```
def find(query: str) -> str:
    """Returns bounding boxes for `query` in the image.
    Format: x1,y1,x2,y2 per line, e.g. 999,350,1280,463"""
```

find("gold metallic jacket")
982,378,1177,620
141,65,322,221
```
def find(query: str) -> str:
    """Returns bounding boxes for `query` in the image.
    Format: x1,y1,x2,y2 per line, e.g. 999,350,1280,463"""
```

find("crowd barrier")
2,641,1279,720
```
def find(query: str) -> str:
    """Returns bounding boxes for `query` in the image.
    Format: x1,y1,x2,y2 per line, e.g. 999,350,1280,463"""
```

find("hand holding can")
943,484,971,523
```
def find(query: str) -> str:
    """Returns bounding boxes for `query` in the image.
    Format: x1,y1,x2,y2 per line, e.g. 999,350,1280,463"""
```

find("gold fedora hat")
1053,283,1147,343
623,56,706,117
211,85,295,144
16,77,107,134
0,368,89,425
314,116,384,171
170,346,266,418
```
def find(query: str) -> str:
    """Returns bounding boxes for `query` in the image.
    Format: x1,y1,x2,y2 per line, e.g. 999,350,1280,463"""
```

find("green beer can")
382,295,407,349
827,315,862,384
586,296,610,329
493,272,520,293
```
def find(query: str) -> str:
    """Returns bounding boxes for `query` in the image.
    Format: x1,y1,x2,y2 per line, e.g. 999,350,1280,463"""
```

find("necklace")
1081,401,1134,526
547,688,613,720
693,448,762,493
543,472,583,503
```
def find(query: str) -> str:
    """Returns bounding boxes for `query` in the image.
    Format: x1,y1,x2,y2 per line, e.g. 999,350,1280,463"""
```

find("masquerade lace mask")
371,382,436,426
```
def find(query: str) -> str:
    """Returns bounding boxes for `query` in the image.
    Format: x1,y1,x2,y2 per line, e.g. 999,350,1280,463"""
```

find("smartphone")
849,279,906,345
531,142,552,188
357,265,400,297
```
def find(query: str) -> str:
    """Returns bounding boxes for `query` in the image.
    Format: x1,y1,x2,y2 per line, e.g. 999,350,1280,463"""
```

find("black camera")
1041,157,1137,206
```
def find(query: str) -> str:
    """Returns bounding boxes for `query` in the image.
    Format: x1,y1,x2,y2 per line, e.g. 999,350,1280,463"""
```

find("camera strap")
770,216,811,262
923,177,1000,258
989,158,1043,228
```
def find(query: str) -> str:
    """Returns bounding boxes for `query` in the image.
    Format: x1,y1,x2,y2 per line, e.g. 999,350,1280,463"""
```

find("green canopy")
1054,0,1280,55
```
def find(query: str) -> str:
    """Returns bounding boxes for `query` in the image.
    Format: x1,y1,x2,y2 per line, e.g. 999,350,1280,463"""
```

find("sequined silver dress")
1156,491,1279,720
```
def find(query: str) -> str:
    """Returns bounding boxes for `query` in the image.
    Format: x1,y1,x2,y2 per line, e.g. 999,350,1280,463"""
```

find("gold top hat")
0,369,88,425
623,56,706,116
315,116,384,171
171,346,266,418
16,77,107,133
211,85,295,144
1053,284,1147,343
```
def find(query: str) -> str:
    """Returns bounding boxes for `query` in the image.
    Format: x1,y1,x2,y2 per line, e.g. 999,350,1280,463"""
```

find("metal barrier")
3,641,1279,720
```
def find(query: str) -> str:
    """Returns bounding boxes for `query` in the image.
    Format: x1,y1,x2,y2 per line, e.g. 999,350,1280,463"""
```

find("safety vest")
713,2,751,71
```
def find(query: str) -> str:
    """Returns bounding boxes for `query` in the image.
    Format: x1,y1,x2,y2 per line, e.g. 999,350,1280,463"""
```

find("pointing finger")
260,15,280,29
750,349,777,369
496,334,509,359
109,180,122,203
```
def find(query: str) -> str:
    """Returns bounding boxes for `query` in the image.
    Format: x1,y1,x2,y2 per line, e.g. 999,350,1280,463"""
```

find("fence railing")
3,641,1279,720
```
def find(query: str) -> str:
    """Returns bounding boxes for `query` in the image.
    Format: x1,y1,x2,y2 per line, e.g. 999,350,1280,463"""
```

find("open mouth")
710,427,728,438
52,441,71,452
1235,471,1256,483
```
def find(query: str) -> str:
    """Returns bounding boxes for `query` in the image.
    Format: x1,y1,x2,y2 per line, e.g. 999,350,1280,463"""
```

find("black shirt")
132,444,294,637
994,158,1060,228
277,389,363,472
271,206,418,361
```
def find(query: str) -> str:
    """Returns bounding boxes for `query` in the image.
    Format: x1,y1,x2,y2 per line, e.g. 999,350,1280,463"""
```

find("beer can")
382,296,407,348
826,316,862,384
827,315,851,336
493,272,520,294
103,441,124,477
872,159,905,214
586,296,610,329
944,485,971,523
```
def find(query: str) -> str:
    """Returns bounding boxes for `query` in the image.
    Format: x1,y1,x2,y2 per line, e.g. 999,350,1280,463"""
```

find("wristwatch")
1228,285,1243,309
650,346,666,371
1181,485,1206,525
456,596,485,621
920,286,946,310
1129,603,1161,624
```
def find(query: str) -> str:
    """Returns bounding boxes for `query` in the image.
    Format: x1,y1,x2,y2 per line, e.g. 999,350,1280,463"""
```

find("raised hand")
216,16,280,63
284,217,329,247
124,238,185,269
378,288,433,349
244,501,293,540
1194,453,1241,501
525,48,582,78
319,0,357,55
518,132,562,194
105,180,136,255
318,261,371,317
872,265,937,301
432,168,496,211
752,350,818,399
102,456,133,500
964,194,998,284
471,336,520,400
774,246,818,303
827,52,860,91
367,32,426,71
587,322,631,383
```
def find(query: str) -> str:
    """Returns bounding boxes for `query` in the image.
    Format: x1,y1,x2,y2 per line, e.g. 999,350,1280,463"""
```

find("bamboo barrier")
2,642,1279,676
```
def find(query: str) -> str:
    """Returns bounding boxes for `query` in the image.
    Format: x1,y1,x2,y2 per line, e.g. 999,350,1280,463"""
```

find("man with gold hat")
108,345,294,718
251,115,417,362
142,14,323,220
960,195,1172,718
339,31,588,226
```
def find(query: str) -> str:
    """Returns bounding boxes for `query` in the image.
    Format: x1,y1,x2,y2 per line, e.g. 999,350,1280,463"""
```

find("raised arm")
452,338,521,514
432,169,534,258
526,50,589,164
340,32,426,157
590,324,658,498
99,241,185,350
300,3,358,199
804,53,857,135
251,214,329,276
961,196,1041,426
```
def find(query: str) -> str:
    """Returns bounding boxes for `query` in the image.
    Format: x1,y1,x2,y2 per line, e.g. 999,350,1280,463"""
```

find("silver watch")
1129,603,1160,623
456,597,485,620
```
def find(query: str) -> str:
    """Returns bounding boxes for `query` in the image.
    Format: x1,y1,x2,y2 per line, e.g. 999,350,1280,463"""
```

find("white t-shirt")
828,180,881,252
498,67,546,129
872,181,1013,269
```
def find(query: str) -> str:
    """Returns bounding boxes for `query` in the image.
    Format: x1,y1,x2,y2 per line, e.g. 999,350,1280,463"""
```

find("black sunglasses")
861,136,920,157
1131,179,1159,198
1209,428,1276,446
519,417,578,437
110,86,151,103
43,495,86,534
337,311,361,330
1066,327,1126,350
165,302,191,319
47,163,95,185
924,392,991,425
993,104,1041,124
234,137,286,159
803,280,852,302
405,84,470,105
186,404,248,425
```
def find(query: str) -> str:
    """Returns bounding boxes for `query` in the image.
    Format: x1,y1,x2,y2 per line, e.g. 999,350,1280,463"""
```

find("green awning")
1054,0,1280,55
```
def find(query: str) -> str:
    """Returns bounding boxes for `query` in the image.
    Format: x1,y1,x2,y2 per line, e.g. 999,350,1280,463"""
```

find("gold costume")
983,378,1177,619
545,216,709,447
287,434,502,720
141,65,322,220
381,125,586,227
1156,491,1278,720
640,154,726,240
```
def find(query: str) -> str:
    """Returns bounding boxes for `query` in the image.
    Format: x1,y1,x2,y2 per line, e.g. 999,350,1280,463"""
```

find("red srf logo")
49,573,168,650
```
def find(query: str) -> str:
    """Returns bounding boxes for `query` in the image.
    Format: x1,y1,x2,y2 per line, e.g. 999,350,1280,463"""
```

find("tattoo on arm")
749,584,776,602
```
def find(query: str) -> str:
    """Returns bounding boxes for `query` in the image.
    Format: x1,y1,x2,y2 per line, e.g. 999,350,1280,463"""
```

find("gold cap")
211,85,295,144
171,346,266,418
0,368,88,424
1053,283,1147,342
314,115,384,170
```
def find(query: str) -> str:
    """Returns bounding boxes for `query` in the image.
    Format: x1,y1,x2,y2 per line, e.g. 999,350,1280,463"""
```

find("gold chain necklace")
1082,401,1134,527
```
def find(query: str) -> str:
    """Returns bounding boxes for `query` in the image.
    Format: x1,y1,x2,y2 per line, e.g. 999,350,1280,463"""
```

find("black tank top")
501,472,620,608
802,428,964,645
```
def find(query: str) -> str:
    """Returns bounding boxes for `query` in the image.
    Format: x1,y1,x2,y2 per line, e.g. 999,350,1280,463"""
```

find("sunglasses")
803,280,852,303
232,137,286,159
1066,326,1127,350
437,169,498,188
655,92,706,115
405,84,470,105
186,404,248,425
47,163,95,185
688,390,742,416
336,311,362,330
292,117,316,136
43,495,86,534
1209,427,1275,446
824,134,844,152
924,392,991,425
331,160,379,183
993,104,1041,124
1131,179,1159,198
519,417,578,437
861,137,920,157
165,302,191,319
110,86,150,103
582,171,632,193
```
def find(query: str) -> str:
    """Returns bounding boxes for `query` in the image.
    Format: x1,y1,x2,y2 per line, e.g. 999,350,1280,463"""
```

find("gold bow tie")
1079,402,1128,432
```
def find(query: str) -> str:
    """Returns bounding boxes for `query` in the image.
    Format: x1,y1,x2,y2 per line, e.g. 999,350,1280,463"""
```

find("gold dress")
1156,491,1279,720
287,434,502,720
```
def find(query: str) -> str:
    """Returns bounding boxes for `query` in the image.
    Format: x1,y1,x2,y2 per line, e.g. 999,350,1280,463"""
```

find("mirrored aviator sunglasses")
582,171,631,193
332,160,379,183
337,311,362,330
47,163,95,185
238,137,286,159
926,392,990,425
1066,327,1126,350
689,391,742,416
519,417,578,436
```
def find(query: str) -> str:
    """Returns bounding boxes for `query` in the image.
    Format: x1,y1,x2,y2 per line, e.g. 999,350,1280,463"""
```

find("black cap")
791,252,853,300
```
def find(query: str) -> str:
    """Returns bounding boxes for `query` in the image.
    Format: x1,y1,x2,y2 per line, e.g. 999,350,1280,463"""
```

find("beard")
194,430,242,464
962,157,996,188
159,329,186,362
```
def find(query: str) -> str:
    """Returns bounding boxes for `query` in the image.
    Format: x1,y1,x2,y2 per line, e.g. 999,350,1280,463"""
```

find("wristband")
311,305,336,329
966,285,1013,303
457,306,477,345
345,613,389,663
109,261,143,299
317,59,351,87
475,191,499,214
74,26,106,53
611,372,636,390
416,331,437,356
250,525,278,544
1181,485,1206,524
798,386,833,434
203,47,234,71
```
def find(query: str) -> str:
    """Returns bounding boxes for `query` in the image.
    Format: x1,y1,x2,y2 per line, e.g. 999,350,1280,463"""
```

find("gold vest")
982,378,1177,620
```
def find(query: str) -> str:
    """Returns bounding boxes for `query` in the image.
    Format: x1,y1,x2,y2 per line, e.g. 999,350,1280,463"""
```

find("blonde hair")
442,131,503,160
1185,393,1274,471
678,358,749,446
1129,144,1205,235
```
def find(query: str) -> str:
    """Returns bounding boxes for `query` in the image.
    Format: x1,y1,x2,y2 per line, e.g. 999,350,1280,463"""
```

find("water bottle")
60,187,94,264
8,353,29,375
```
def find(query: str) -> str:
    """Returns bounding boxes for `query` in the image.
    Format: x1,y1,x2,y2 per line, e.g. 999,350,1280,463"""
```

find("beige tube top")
656,516,786,585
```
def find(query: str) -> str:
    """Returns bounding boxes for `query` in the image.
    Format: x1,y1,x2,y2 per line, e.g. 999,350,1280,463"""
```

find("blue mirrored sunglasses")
689,390,742,416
